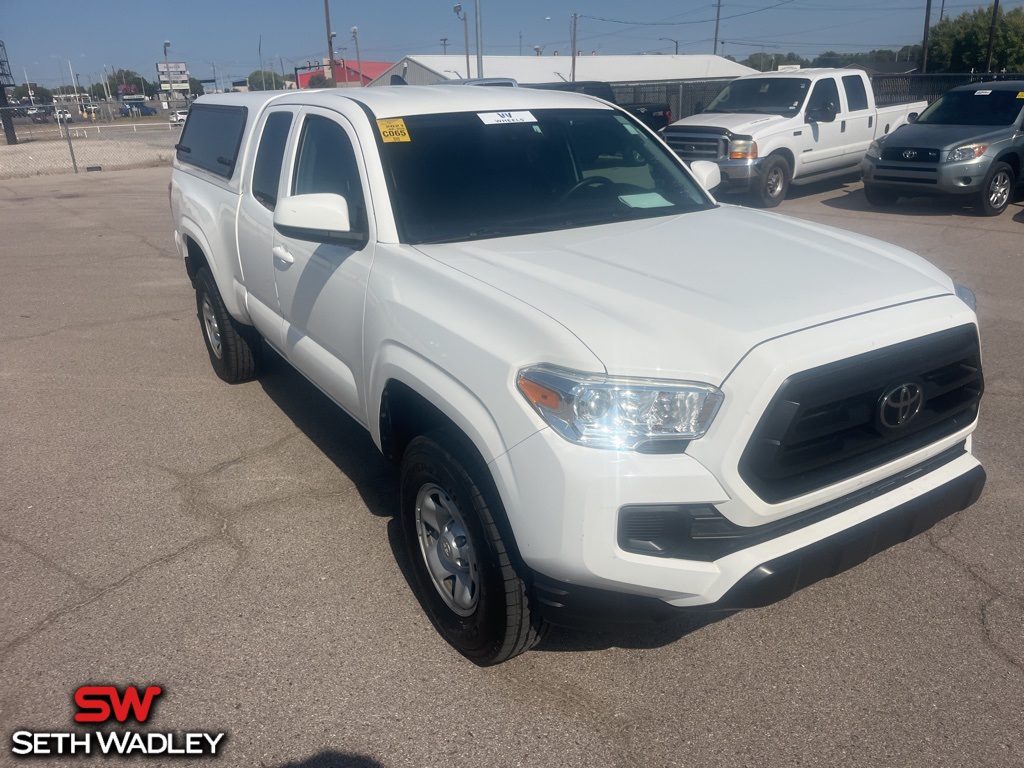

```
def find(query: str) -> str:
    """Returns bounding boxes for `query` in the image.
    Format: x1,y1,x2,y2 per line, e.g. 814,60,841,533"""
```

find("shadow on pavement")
257,345,399,519
273,750,385,768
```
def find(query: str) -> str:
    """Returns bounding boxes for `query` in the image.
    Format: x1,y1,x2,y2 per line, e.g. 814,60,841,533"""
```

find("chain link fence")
0,106,181,180
612,79,734,123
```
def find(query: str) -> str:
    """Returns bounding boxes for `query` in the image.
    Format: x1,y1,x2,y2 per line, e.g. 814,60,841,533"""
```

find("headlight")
516,365,724,451
954,282,978,311
866,140,882,159
728,137,757,160
946,144,987,162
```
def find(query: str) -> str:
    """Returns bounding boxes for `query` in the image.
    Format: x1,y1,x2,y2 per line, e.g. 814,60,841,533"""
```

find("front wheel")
975,161,1014,216
750,155,790,208
400,429,547,665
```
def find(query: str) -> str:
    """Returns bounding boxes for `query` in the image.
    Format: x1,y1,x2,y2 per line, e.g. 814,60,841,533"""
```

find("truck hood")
882,122,1009,151
667,111,794,137
413,207,954,383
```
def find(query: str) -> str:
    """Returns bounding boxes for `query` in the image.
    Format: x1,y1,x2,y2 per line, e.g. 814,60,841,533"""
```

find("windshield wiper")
421,224,552,244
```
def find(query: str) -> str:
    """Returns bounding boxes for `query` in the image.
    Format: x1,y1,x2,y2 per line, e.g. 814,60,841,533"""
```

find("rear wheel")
975,161,1013,216
195,268,261,383
400,429,547,665
864,185,900,207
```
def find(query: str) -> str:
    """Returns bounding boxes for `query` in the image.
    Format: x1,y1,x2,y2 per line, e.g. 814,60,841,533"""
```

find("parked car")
861,80,1024,216
171,87,985,665
662,69,927,206
119,103,157,117
524,80,673,133
169,109,189,125
55,109,73,122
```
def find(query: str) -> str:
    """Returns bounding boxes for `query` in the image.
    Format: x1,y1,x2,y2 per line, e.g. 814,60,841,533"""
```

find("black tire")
864,185,900,207
195,267,261,383
751,155,790,208
975,161,1014,216
400,429,547,665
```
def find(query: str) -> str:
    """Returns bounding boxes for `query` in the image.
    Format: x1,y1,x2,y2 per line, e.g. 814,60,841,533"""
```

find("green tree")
741,51,810,71
12,84,54,103
307,73,335,88
188,77,205,96
927,5,1024,72
245,69,285,91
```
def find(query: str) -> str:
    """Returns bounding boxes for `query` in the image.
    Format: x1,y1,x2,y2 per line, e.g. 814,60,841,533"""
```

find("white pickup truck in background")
662,69,927,206
170,86,984,665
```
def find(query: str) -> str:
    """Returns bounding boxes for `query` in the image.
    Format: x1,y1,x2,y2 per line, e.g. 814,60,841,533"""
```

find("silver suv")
169,109,189,125
861,80,1024,215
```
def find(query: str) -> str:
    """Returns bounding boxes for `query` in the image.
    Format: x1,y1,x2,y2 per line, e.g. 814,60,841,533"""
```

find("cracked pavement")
0,168,1021,767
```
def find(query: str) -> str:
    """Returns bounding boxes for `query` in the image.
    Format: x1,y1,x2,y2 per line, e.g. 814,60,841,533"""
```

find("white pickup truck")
662,69,927,206
170,86,984,665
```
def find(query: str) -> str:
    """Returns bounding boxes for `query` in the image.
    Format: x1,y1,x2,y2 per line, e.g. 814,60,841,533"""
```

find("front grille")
663,132,726,161
739,325,983,503
881,146,941,162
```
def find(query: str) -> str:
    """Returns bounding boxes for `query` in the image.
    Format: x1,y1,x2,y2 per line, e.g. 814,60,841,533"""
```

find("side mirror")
689,160,722,193
807,101,837,123
907,112,918,123
273,193,368,249
693,101,705,115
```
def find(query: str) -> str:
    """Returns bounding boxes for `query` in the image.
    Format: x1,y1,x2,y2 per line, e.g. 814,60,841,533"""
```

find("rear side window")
842,75,869,111
175,104,248,179
251,112,293,210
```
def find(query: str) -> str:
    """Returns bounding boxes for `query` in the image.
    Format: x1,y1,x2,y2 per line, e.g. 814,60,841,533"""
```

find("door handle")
272,245,294,265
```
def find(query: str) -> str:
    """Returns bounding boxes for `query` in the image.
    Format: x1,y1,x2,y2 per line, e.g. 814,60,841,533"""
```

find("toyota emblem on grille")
902,150,918,159
879,383,925,429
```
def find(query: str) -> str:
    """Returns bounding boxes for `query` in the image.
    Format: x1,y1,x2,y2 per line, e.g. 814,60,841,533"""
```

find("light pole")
351,27,362,86
454,4,470,78
660,37,679,55
23,67,33,105
474,0,483,77
324,0,336,85
163,40,171,104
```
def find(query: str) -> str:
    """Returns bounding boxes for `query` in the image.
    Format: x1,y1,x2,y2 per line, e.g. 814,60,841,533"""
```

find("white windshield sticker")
975,90,993,95
618,193,673,209
478,111,537,124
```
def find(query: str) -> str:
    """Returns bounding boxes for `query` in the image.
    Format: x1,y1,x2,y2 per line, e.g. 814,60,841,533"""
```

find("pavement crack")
0,308,187,345
926,527,1024,673
0,529,92,590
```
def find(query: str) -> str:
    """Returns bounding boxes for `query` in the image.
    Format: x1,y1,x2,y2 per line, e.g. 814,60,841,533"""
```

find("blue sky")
3,0,1022,89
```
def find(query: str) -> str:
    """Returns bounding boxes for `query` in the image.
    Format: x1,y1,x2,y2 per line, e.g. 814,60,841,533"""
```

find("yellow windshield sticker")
1017,92,1024,99
377,118,410,142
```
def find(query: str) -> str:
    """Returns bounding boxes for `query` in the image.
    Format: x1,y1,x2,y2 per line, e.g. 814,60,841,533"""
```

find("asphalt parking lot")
1,167,1021,767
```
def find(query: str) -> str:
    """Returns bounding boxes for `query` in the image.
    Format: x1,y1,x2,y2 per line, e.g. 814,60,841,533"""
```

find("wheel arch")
177,216,252,325
994,152,1020,180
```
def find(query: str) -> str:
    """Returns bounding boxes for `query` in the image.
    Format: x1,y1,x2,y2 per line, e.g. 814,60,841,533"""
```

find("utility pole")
23,67,34,105
519,31,523,56
68,59,80,107
279,56,286,88
324,0,337,85
939,0,946,23
351,27,362,86
570,13,579,82
474,0,483,77
162,40,171,103
921,0,933,74
713,0,723,55
455,4,470,79
986,0,1001,73
441,37,449,54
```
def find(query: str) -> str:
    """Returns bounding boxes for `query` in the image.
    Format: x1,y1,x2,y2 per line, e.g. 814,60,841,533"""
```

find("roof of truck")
193,85,614,119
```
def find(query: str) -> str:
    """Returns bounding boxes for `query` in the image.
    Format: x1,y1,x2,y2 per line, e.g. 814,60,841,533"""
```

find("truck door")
237,106,300,350
271,107,375,424
800,77,847,172
840,74,875,162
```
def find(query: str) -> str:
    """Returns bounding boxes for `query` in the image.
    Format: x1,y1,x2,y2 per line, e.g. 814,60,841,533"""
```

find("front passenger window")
292,115,366,229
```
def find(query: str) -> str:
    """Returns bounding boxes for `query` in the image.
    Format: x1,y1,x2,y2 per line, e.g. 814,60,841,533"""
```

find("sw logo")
74,685,163,723
9,684,226,757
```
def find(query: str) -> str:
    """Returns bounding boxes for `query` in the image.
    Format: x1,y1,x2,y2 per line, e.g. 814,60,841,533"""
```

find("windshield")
704,78,810,116
380,108,713,244
915,88,1024,126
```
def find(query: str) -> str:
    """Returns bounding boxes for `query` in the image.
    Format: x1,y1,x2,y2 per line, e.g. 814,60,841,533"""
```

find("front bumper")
708,158,761,195
532,461,985,627
860,154,990,195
